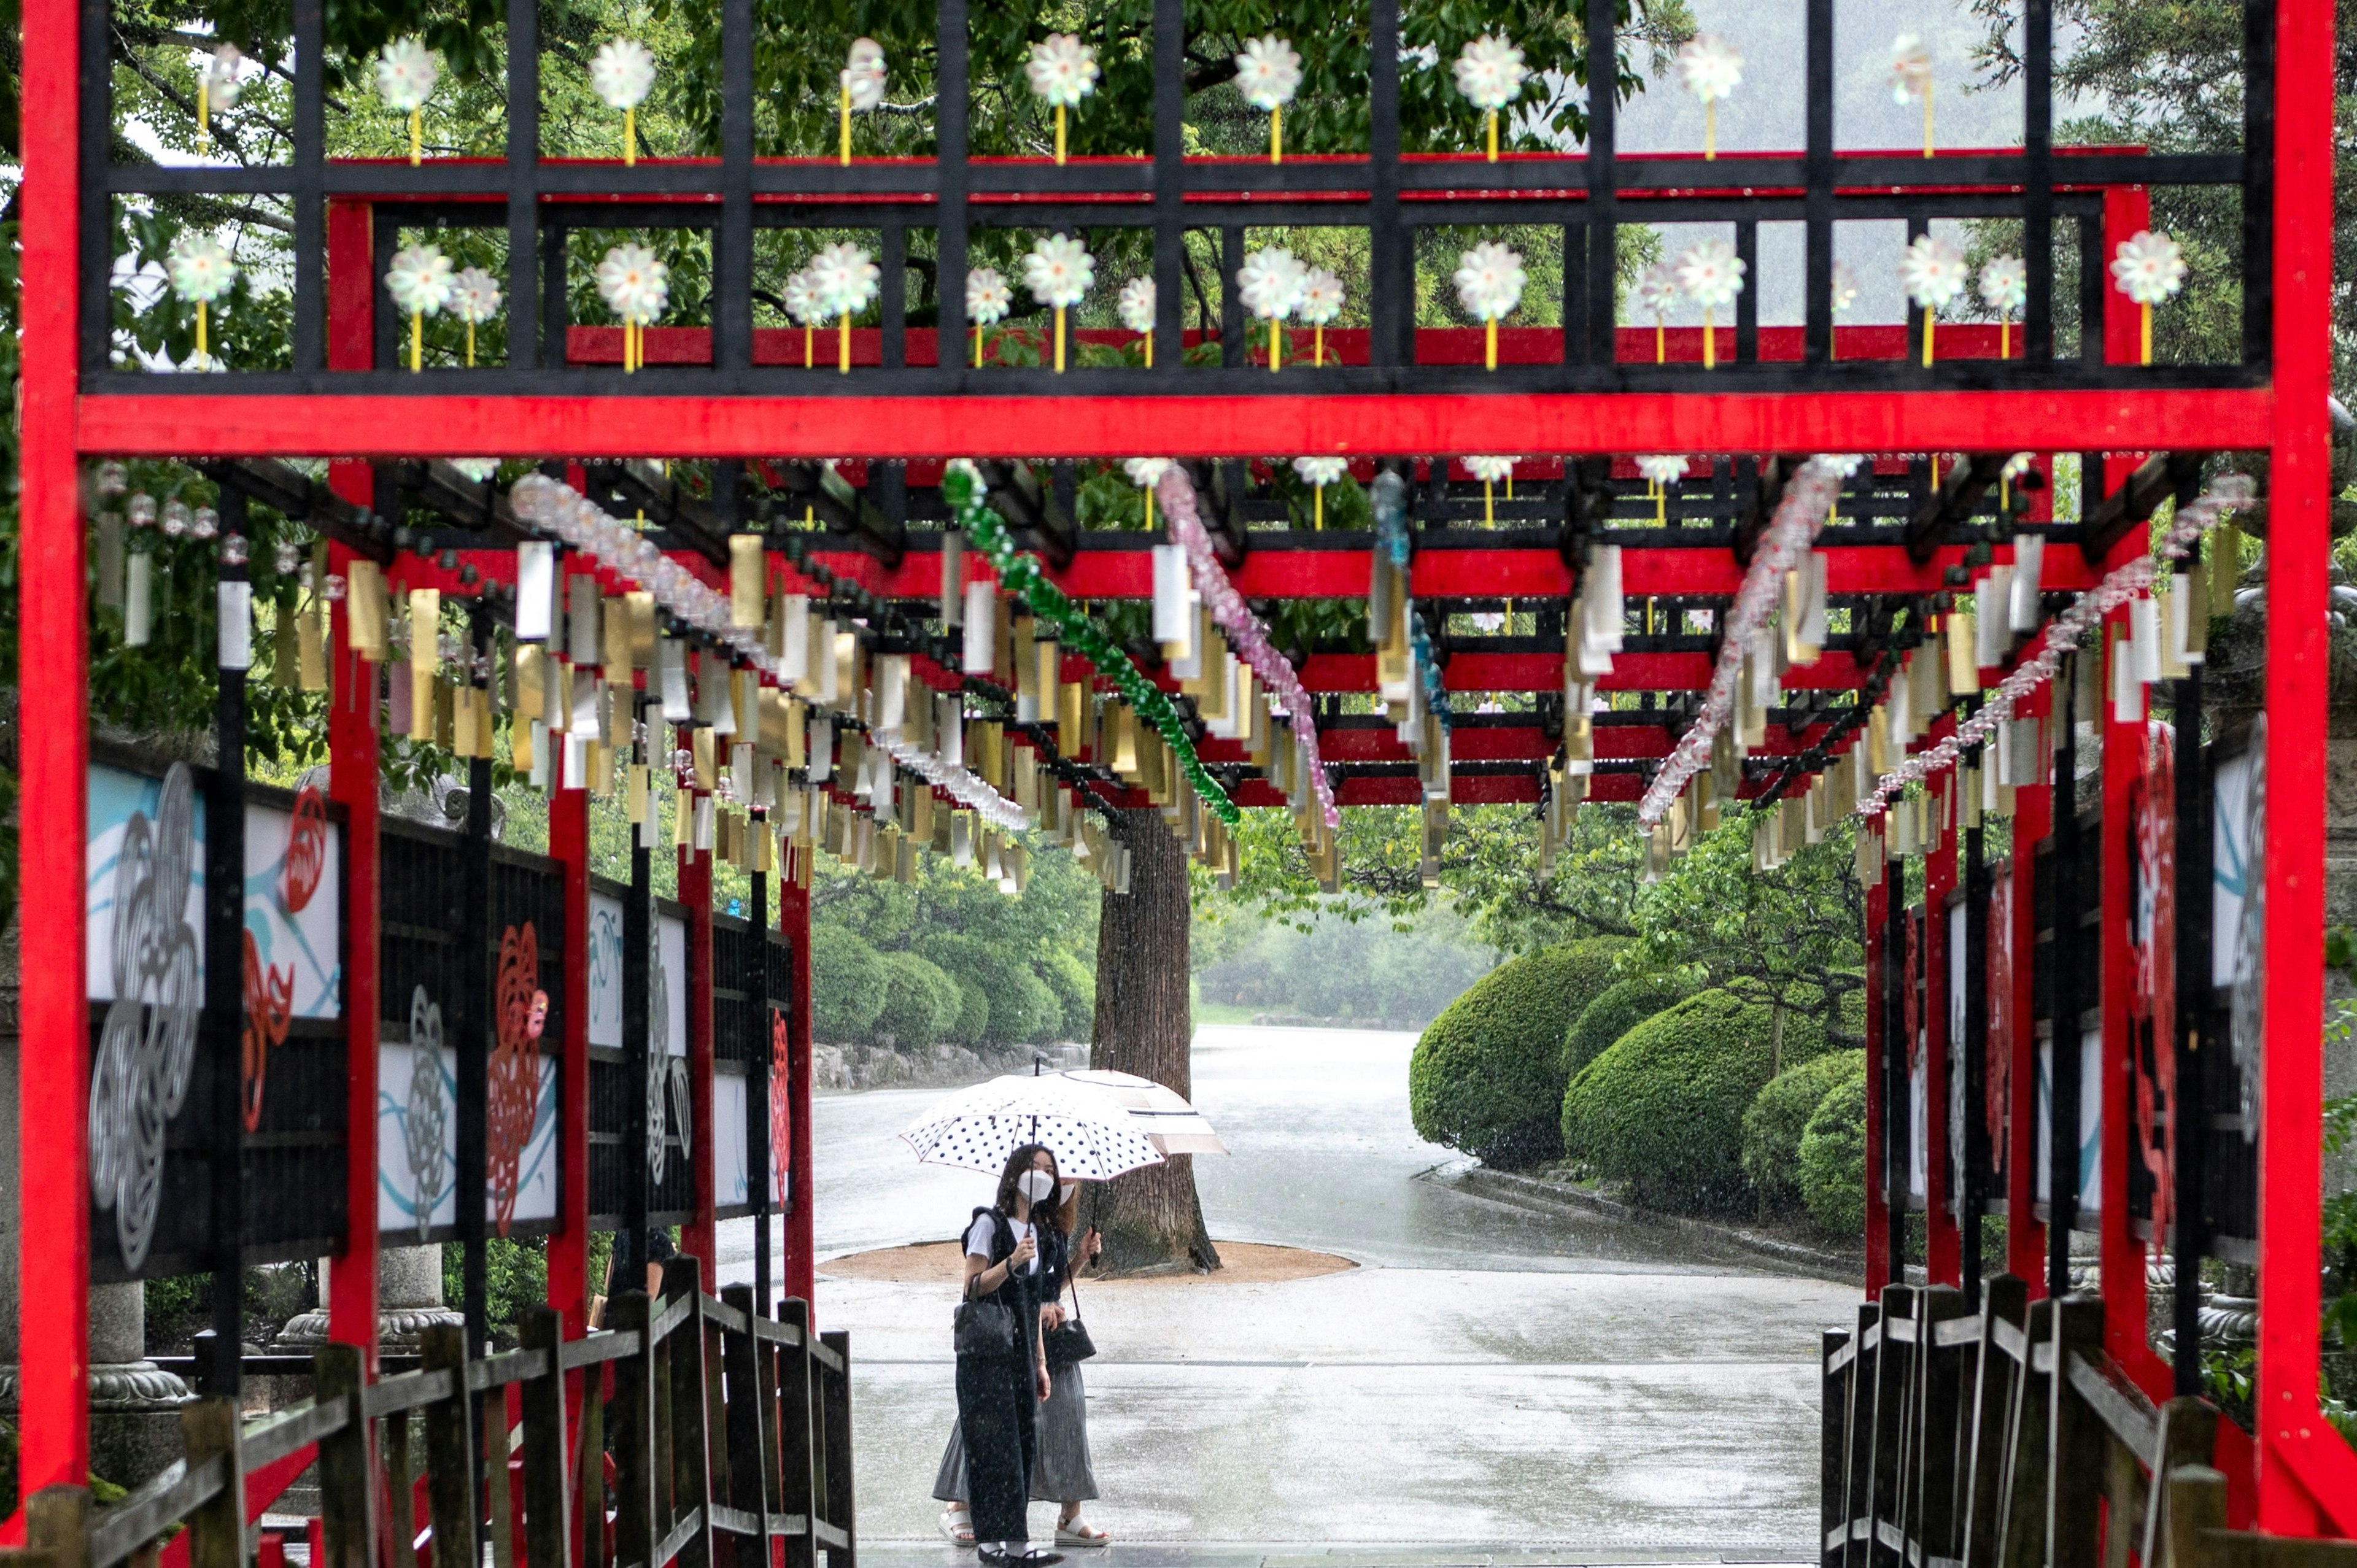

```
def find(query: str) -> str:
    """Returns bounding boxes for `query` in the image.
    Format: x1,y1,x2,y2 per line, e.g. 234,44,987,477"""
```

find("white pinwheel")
2111,230,2186,364
1678,34,1742,158
168,233,236,367
1293,456,1349,528
1125,457,1175,527
377,36,438,162
839,37,886,163
1239,247,1307,369
197,42,244,145
1236,34,1302,162
1024,233,1094,371
1980,254,2027,360
1297,268,1345,365
597,242,669,372
1677,237,1744,369
964,266,1010,367
450,265,501,365
1465,455,1517,524
1636,455,1687,522
1118,276,1159,365
1456,241,1526,369
1454,33,1527,159
1636,260,1679,361
451,459,499,482
1889,34,1935,154
386,243,454,373
809,241,880,373
1900,234,1967,366
1028,33,1099,161
591,39,655,164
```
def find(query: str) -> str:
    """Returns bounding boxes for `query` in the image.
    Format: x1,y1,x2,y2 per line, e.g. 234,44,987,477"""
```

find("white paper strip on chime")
961,581,997,674
807,619,837,705
567,576,602,666
703,653,737,735
939,528,965,625
937,694,965,768
1976,568,2012,668
2008,533,2045,633
2165,571,2204,673
2111,622,2143,724
514,543,554,641
1911,640,1943,732
1884,663,1911,751
1168,603,1206,682
875,654,908,734
1782,551,1828,666
730,535,765,627
805,715,833,784
656,638,691,721
950,809,973,868
1577,544,1625,676
776,595,810,682
1945,611,1981,695
2131,594,2164,685
217,579,253,671
1151,544,1192,646
730,741,754,805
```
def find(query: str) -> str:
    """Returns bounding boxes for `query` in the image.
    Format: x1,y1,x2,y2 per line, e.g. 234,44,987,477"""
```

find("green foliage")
1561,970,1695,1079
1560,989,1835,1213
1743,1049,1867,1214
440,1237,551,1350
873,949,962,1049
917,932,1064,1046
1798,1065,1872,1237
946,975,991,1046
1197,900,1495,1027
1037,948,1098,1040
810,924,888,1041
1408,938,1624,1168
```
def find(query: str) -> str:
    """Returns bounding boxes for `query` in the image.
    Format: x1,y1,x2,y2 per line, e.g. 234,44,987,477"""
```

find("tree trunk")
1085,809,1220,1275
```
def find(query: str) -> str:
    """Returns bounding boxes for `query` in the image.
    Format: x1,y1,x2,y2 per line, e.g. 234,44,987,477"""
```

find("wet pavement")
716,1025,1851,1560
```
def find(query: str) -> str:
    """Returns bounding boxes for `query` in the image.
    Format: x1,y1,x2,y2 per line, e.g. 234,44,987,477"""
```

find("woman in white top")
953,1143,1064,1568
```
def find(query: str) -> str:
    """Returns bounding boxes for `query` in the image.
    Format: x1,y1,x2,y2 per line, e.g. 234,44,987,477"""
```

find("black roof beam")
2080,450,2210,562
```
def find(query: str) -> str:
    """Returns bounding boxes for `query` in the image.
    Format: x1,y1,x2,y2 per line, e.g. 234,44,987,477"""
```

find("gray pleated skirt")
933,1361,1098,1506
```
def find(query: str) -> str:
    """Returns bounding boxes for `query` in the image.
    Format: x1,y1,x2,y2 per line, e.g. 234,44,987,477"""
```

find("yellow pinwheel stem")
1314,484,1323,531
1485,317,1497,371
1484,479,1494,526
2141,301,2153,365
1055,306,1066,373
198,80,210,146
2000,316,2010,361
1142,330,1153,368
1654,482,1665,528
409,107,422,166
803,323,813,369
1144,486,1155,531
1655,322,1665,365
1486,109,1498,163
839,314,851,374
1930,455,1940,490
1703,308,1716,370
1313,325,1323,367
465,319,475,367
1268,317,1282,373
1705,100,1716,161
625,106,636,167
2000,476,2010,514
1055,104,1067,166
1506,474,1514,501
840,82,852,166
411,309,423,373
196,299,208,360
1922,308,1935,368
1271,106,1282,166
1922,84,1934,160
973,323,984,368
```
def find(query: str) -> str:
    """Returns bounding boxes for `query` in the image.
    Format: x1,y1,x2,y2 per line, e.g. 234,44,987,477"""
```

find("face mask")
1059,1182,1078,1205
1018,1169,1056,1203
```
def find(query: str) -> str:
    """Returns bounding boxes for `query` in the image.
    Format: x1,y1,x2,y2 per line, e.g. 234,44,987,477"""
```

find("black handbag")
1043,1261,1096,1370
953,1211,1020,1360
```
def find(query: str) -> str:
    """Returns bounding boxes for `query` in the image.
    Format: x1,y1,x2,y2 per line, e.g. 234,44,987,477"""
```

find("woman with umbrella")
954,1143,1071,1567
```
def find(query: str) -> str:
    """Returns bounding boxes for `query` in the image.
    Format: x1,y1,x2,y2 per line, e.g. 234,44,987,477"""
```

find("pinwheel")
1027,33,1099,164
1453,33,1527,161
1636,261,1679,364
197,42,244,147
449,266,501,366
1678,33,1741,160
1238,246,1309,371
1023,232,1094,373
1124,458,1174,529
167,233,236,368
377,36,439,164
1118,276,1157,365
1453,240,1526,370
1465,455,1516,524
1297,268,1345,366
810,241,881,373
2000,450,2035,514
1676,237,1745,370
1636,454,1687,526
1829,261,1859,360
2110,231,2187,365
783,265,822,369
1292,457,1349,530
591,39,655,165
840,38,886,165
1979,254,2027,360
384,243,454,373
1899,233,1968,366
965,266,1011,368
1889,34,1933,157
595,242,670,373
1235,35,1302,164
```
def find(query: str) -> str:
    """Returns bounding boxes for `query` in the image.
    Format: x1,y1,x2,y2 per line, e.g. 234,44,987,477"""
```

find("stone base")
273,1305,465,1355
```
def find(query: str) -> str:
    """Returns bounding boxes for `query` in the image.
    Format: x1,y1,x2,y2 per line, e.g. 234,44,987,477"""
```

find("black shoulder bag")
951,1211,1020,1360
1043,1246,1097,1370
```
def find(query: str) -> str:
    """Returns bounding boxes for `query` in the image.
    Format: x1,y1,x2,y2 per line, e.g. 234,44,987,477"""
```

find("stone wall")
811,1039,1086,1093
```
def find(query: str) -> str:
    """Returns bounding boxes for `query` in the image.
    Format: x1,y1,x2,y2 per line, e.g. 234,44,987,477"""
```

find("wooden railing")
9,1259,853,1568
1822,1278,2355,1568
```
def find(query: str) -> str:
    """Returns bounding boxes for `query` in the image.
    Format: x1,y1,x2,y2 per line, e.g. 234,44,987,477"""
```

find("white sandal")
940,1509,975,1547
1055,1519,1109,1548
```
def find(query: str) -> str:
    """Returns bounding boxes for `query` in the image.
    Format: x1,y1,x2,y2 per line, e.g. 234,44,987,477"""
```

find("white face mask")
1017,1169,1056,1203
1059,1181,1079,1205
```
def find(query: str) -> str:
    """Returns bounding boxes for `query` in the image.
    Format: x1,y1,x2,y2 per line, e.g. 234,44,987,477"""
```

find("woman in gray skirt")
939,1181,1107,1548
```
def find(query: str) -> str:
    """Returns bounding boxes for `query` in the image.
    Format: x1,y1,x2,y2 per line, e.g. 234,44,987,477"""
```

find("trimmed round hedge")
917,934,1063,1046
1409,938,1626,1168
1561,972,1695,1079
1798,1064,1871,1236
873,950,964,1049
811,925,886,1041
1558,989,1836,1212
1741,1049,1865,1212
1037,948,1097,1040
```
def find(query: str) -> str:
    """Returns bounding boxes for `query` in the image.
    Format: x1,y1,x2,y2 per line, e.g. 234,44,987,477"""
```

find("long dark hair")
993,1142,1059,1218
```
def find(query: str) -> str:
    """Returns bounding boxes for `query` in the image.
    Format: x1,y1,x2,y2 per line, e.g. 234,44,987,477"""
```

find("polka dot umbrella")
900,1073,1166,1180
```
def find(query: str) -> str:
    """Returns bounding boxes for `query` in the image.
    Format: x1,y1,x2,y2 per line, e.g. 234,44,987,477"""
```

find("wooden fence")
1822,1279,2355,1568
9,1259,852,1568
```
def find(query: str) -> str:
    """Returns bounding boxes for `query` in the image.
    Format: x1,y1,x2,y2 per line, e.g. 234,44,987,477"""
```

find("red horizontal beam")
75,388,2275,462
